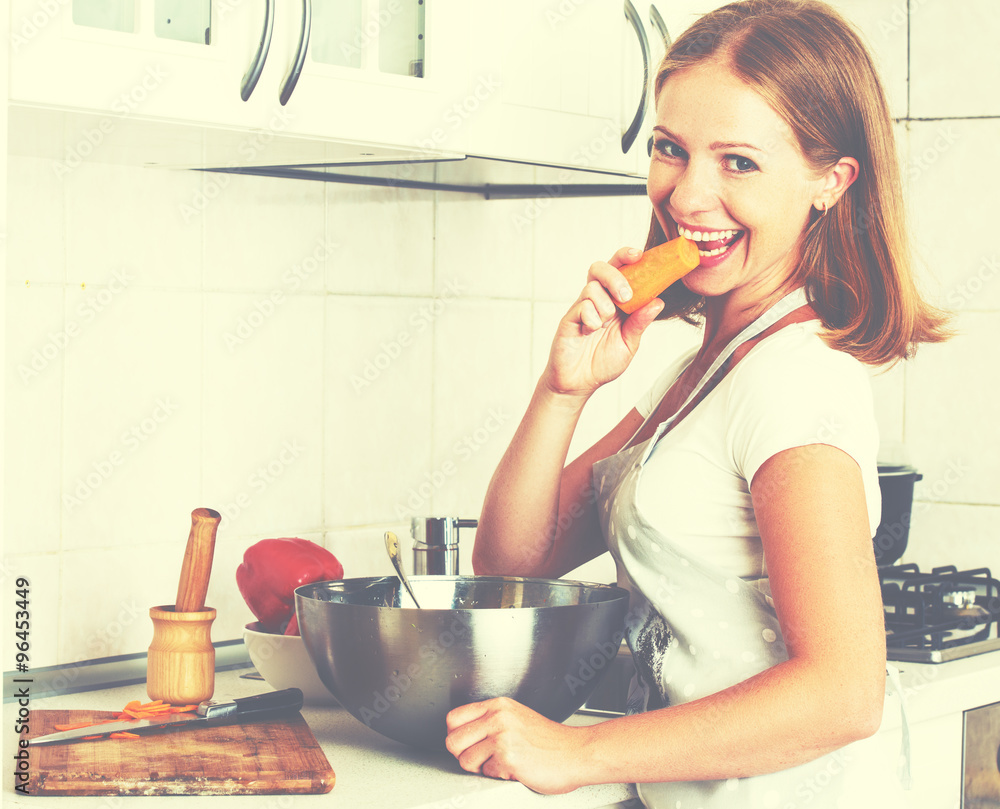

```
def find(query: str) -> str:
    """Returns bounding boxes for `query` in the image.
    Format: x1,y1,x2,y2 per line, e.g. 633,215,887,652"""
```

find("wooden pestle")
175,507,221,612
147,508,222,704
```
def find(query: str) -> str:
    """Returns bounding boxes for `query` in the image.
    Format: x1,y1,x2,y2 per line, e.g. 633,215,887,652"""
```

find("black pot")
872,464,923,566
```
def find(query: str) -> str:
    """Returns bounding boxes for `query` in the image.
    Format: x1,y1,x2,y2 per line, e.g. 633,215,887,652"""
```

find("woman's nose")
668,163,717,220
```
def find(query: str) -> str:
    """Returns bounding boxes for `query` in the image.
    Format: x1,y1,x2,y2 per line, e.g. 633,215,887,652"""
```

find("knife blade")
30,687,304,746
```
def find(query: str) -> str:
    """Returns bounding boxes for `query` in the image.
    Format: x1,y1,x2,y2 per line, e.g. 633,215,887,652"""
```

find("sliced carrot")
57,699,200,742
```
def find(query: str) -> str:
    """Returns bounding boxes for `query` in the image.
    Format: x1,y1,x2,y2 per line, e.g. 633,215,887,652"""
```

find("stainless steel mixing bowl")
295,575,630,749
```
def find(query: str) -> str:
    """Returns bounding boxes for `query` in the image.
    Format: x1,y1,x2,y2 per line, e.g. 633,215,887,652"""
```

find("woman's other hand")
544,247,665,399
445,697,593,794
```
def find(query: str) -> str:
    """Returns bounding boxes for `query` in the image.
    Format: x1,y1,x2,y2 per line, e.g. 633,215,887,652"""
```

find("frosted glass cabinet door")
72,0,136,32
279,0,470,152
11,0,470,158
10,0,259,127
153,0,212,45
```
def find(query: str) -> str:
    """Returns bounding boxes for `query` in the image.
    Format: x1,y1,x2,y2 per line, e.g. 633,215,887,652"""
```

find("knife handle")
199,688,304,720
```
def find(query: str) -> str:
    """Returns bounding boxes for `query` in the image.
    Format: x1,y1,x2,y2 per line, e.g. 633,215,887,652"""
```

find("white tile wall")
907,118,1000,311
909,0,1000,119
64,161,202,290
4,0,999,668
7,157,65,284
324,295,435,527
5,284,63,555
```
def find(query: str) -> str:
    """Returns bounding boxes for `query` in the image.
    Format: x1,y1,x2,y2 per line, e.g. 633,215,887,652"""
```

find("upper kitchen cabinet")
460,0,656,176
9,0,471,166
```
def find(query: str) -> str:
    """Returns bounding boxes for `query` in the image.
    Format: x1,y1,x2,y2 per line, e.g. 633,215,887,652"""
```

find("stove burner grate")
879,564,1000,660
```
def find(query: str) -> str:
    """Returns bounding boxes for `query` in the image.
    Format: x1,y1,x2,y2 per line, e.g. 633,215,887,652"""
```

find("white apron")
592,289,911,808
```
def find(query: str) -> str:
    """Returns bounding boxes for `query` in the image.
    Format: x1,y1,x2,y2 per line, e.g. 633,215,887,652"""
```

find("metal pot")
872,463,922,566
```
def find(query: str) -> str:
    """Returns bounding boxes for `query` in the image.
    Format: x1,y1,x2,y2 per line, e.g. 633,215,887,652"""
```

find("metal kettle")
411,517,477,575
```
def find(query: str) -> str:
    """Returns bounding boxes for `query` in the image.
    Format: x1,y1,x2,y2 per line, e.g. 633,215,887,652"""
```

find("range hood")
9,103,648,200
202,154,649,201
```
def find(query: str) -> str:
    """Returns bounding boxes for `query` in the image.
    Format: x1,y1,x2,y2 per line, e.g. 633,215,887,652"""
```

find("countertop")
4,667,637,809
6,650,1000,808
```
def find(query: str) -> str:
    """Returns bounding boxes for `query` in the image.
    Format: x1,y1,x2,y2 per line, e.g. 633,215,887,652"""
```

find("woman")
444,1,948,807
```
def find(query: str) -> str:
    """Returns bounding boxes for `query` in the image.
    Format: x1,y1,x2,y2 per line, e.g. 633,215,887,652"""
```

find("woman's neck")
699,279,804,357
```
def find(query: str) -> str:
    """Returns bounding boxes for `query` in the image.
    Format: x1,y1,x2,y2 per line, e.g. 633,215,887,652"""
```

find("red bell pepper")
236,538,344,635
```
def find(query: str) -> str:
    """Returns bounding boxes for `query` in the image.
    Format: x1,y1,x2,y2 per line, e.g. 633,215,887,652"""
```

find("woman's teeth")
676,224,743,257
698,243,731,257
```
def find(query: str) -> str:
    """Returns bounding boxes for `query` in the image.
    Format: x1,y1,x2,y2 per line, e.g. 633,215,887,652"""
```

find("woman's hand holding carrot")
543,247,665,400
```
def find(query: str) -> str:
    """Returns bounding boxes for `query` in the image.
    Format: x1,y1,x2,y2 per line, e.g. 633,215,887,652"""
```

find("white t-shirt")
632,320,881,582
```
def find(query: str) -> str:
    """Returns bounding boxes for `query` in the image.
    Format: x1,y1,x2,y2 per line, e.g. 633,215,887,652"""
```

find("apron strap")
667,303,818,432
886,664,913,790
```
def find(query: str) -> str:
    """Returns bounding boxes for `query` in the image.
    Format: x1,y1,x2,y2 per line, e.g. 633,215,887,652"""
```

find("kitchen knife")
30,688,303,746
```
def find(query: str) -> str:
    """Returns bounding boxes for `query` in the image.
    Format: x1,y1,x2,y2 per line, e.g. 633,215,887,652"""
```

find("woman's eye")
724,155,758,173
654,139,687,160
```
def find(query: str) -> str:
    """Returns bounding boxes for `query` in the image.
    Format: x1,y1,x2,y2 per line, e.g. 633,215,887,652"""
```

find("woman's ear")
813,156,860,214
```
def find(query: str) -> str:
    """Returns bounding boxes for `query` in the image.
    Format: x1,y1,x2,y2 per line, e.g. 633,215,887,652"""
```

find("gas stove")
880,564,1000,663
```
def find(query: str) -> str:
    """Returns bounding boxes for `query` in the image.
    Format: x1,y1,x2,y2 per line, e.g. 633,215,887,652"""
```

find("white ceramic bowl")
242,622,339,706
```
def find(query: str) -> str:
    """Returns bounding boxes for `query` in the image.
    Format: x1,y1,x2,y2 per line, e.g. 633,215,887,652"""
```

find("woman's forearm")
472,254,664,577
577,655,885,787
472,378,591,577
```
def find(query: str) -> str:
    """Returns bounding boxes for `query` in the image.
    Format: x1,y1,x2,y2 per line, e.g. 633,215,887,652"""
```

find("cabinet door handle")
241,0,276,101
622,0,650,154
646,5,672,156
279,0,312,106
649,5,672,48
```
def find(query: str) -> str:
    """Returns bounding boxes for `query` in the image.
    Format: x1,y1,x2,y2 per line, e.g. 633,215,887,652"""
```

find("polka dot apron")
592,289,911,809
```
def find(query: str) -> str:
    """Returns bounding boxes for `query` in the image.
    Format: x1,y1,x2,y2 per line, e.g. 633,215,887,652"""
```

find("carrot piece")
618,236,701,314
81,735,104,740
168,705,198,713
110,732,141,739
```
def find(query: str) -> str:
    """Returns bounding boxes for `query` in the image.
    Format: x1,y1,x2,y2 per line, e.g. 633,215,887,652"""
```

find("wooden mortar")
147,508,221,704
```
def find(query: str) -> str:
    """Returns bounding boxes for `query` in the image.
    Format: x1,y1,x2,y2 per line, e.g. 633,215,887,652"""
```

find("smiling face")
648,60,827,307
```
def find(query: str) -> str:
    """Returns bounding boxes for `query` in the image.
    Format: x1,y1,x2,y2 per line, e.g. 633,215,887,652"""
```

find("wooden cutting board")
24,710,335,796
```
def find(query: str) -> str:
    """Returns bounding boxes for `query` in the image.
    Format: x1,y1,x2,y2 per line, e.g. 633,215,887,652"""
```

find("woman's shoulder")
735,320,871,389
723,319,876,428
723,321,880,487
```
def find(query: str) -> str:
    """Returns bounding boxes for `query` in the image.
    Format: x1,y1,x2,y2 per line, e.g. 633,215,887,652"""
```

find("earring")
818,201,828,216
